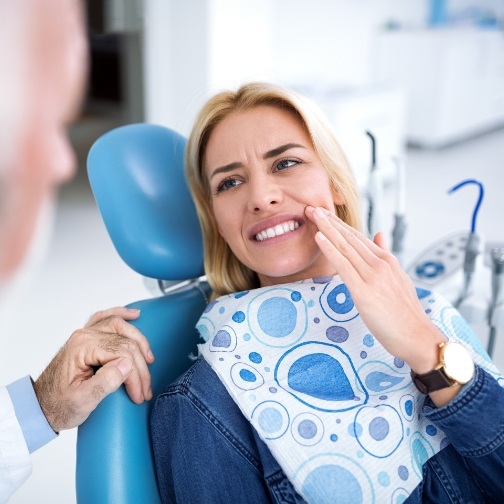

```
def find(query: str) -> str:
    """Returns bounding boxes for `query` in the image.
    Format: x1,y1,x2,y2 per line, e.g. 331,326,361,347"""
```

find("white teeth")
255,220,299,241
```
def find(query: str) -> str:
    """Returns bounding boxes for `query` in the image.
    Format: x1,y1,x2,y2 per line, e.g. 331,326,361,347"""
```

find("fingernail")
147,350,155,361
315,231,327,241
127,308,141,314
305,205,314,213
117,358,133,378
315,207,327,219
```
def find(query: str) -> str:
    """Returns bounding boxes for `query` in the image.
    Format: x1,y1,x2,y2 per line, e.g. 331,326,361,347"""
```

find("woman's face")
204,105,345,287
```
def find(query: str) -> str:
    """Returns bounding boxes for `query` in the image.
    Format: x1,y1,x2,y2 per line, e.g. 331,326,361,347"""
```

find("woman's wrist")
401,323,446,375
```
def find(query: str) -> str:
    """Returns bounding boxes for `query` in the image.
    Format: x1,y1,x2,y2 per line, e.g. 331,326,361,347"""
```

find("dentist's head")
0,0,88,287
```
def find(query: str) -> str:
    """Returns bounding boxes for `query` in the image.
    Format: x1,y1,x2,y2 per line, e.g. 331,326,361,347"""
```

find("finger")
61,358,136,429
80,357,143,410
93,316,155,364
325,211,387,255
313,207,393,266
123,361,153,403
85,307,141,328
373,231,389,251
310,207,375,276
122,338,153,401
314,231,364,288
91,338,152,403
72,327,152,401
93,331,153,401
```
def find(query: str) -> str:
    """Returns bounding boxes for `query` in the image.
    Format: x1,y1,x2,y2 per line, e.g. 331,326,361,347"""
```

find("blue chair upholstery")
76,124,208,503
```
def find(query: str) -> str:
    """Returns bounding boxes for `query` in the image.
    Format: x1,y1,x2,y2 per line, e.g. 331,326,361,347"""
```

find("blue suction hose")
447,179,484,308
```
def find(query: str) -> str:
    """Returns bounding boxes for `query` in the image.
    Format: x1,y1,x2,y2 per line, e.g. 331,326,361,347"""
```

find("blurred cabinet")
374,29,504,148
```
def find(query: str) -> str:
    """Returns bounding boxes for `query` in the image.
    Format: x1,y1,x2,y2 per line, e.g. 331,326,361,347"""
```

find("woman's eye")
276,159,299,171
216,177,241,193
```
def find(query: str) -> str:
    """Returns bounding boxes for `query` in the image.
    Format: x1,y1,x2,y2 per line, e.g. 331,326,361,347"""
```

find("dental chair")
76,124,208,503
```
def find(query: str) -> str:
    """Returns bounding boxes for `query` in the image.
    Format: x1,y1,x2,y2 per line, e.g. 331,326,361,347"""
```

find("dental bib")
197,276,500,503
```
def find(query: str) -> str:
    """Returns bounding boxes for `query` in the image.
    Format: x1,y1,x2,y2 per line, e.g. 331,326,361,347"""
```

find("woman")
151,83,504,503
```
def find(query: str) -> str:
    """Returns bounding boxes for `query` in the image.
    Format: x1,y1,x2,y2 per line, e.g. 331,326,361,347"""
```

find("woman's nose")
247,174,283,213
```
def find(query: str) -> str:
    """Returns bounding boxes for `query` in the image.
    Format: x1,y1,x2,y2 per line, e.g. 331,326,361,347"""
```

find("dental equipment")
448,179,484,309
391,156,407,264
365,130,384,238
406,179,485,305
487,246,504,358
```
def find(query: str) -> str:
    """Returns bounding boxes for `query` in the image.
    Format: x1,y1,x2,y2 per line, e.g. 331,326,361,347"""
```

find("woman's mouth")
255,220,300,241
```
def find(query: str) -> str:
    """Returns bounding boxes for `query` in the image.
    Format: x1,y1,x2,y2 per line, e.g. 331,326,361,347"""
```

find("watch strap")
410,367,455,395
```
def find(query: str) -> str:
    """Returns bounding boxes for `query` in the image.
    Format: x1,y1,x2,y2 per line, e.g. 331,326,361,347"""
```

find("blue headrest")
87,124,204,281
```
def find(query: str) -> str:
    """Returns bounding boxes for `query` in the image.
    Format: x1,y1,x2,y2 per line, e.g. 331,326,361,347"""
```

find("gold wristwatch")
410,341,475,395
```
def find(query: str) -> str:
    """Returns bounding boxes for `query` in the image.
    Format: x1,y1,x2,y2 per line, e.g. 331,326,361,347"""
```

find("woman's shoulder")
155,357,247,426
157,356,222,398
153,356,261,453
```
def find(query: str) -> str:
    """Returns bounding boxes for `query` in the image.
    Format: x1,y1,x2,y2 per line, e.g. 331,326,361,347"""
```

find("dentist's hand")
306,206,445,376
33,306,154,432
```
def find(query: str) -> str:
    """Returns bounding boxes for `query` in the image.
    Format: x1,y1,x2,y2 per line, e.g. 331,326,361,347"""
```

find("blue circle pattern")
233,311,246,323
212,329,231,348
378,471,390,487
197,278,485,502
405,401,413,416
426,425,437,436
258,297,297,337
328,284,353,314
398,465,409,481
247,288,308,348
249,352,262,364
394,358,405,368
299,420,317,439
363,334,374,347
321,281,359,322
302,465,363,503
258,407,283,433
240,369,256,382
354,405,404,459
252,401,289,440
291,291,302,302
326,326,349,343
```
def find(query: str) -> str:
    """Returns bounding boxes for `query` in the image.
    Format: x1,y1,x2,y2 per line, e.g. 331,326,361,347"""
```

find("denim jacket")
151,357,504,504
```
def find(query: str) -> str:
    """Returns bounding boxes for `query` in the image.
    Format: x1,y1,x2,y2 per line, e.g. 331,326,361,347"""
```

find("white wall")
144,0,276,135
143,0,504,134
143,0,431,134
269,0,426,88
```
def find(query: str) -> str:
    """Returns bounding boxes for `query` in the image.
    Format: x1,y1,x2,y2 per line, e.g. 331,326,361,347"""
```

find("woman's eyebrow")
263,143,306,159
208,143,306,181
209,162,242,181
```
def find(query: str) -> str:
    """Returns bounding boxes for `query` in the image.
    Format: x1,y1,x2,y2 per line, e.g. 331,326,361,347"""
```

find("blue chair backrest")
76,124,207,503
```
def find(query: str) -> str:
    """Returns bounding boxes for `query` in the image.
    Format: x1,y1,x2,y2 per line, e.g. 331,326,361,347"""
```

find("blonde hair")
186,82,361,298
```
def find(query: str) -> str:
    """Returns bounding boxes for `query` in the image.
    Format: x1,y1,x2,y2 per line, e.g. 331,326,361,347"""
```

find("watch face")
443,342,475,384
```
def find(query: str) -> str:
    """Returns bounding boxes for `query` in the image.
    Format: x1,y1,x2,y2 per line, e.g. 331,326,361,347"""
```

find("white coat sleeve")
0,386,32,504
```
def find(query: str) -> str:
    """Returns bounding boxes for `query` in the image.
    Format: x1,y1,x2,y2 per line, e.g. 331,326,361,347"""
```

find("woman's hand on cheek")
305,206,444,369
